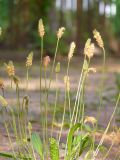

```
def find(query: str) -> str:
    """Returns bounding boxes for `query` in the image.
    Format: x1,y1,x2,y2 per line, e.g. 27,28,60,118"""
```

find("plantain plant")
0,21,119,160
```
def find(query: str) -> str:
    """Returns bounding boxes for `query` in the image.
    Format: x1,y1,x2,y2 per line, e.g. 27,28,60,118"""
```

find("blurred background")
0,1,120,157
0,0,120,59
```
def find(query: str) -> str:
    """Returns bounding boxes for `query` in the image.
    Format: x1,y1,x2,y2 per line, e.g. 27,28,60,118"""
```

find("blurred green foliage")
0,0,120,56
112,0,120,39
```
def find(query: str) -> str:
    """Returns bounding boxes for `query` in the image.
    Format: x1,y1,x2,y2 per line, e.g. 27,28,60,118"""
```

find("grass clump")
0,21,120,160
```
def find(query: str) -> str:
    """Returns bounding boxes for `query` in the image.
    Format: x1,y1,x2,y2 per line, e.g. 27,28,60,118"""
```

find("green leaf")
49,138,59,160
66,123,94,160
31,132,43,159
67,123,82,155
0,152,14,158
0,152,32,159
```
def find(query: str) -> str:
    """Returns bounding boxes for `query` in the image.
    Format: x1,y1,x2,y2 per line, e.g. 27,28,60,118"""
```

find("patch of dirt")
0,56,120,159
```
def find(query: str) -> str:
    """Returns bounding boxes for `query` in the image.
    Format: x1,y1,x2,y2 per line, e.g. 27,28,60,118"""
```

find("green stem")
4,122,16,159
93,92,120,159
97,47,106,124
48,38,60,93
44,67,48,143
40,37,45,144
26,67,29,92
59,59,70,144
58,89,67,144
16,84,22,140
73,58,90,125
1,108,16,159
70,55,87,127
51,73,59,137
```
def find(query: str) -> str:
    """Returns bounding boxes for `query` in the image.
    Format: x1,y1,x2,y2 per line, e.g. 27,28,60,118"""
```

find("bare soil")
0,56,120,160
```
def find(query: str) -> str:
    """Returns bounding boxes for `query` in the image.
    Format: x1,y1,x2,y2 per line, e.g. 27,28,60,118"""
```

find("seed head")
0,95,8,107
84,116,97,125
38,19,45,38
93,29,104,48
43,56,50,68
89,43,95,58
0,78,4,89
64,75,70,91
55,62,60,73
88,67,96,73
57,27,65,39
26,52,33,68
68,42,76,61
84,39,95,59
5,61,15,77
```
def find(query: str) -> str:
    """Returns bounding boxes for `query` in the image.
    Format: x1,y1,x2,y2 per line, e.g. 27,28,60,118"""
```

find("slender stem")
103,140,114,160
40,37,45,144
58,89,67,144
2,88,5,97
97,47,106,123
16,85,22,140
11,78,13,89
48,38,60,93
8,106,18,142
59,59,70,144
1,108,16,159
74,74,85,124
67,90,71,120
70,55,87,127
51,73,59,137
4,122,16,159
44,67,48,143
93,93,120,159
26,67,29,91
73,58,90,125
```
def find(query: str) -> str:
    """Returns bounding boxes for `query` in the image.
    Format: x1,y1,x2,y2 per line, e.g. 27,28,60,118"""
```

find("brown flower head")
43,56,50,68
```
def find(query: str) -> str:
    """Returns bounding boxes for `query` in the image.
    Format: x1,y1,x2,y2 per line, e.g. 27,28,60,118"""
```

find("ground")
0,56,120,159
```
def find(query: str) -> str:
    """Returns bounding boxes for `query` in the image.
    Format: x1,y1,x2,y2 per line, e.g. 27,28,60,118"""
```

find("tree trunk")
59,0,66,26
76,0,83,54
87,0,93,37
